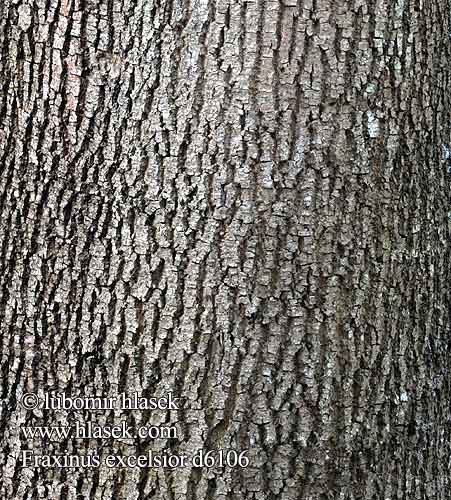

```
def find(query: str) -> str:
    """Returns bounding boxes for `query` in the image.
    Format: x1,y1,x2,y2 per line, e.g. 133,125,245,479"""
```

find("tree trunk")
1,0,450,498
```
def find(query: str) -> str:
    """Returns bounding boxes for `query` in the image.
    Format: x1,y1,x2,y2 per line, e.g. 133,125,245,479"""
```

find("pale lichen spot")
367,111,379,138
400,392,408,402
18,3,32,32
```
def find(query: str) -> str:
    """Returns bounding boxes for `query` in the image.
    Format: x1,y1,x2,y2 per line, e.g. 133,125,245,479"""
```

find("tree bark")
1,0,450,499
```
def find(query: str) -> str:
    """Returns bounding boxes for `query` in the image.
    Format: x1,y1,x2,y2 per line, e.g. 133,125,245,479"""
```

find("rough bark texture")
1,0,451,499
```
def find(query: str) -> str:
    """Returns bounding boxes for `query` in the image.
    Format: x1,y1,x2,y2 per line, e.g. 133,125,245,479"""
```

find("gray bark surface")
1,0,451,498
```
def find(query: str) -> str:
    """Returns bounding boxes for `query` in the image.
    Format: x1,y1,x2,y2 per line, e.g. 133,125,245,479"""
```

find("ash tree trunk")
0,0,450,499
